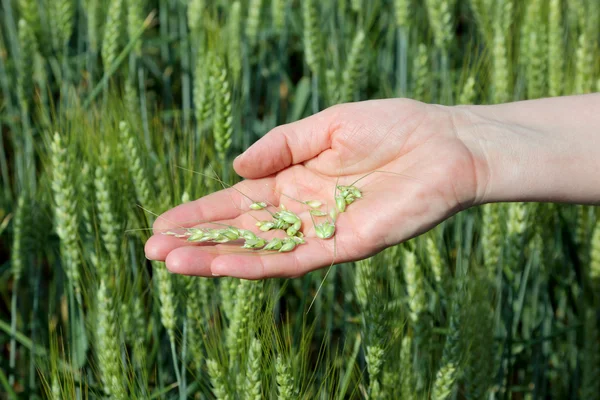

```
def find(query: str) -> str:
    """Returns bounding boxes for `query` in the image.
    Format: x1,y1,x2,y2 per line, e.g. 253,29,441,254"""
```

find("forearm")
455,94,600,205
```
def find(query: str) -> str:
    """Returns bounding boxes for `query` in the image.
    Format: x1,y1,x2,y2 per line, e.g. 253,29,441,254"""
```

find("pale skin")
145,93,600,279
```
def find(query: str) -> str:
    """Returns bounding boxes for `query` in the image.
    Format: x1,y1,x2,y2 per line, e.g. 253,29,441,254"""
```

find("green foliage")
0,1,598,398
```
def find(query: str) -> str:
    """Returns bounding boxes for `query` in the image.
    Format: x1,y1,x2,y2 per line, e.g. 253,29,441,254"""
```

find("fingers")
146,212,267,261
147,215,368,279
233,107,339,179
161,238,341,279
152,177,278,232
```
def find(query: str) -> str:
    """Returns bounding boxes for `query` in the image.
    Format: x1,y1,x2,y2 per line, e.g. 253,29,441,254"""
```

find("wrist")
452,95,600,206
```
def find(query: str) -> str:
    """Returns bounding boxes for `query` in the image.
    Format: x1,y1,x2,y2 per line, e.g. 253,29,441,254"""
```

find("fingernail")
211,272,221,277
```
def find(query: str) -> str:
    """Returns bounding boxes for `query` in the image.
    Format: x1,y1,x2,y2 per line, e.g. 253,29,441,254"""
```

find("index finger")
152,177,279,232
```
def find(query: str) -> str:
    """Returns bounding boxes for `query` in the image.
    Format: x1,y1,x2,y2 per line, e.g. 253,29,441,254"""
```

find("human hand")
144,99,485,278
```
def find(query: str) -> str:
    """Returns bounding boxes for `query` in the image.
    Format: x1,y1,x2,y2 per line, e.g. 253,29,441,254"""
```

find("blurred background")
0,0,599,398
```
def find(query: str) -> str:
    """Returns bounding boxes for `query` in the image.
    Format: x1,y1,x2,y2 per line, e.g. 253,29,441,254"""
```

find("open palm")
145,99,482,278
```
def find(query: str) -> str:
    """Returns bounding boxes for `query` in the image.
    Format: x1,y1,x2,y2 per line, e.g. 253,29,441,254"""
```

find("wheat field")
0,0,599,398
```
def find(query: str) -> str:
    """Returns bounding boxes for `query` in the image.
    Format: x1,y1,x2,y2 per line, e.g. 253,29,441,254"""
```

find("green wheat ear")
458,75,476,105
120,120,152,210
302,0,321,74
272,0,286,34
95,277,127,399
211,57,233,164
340,30,366,103
413,44,430,102
94,145,120,262
49,0,75,52
491,0,511,104
275,356,297,399
207,358,230,400
126,0,144,56
481,203,502,281
425,0,453,51
245,338,262,400
246,0,263,49
102,0,124,72
50,132,81,296
548,0,564,97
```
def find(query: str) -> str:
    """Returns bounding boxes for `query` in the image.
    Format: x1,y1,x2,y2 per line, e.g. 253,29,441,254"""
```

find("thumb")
233,109,335,179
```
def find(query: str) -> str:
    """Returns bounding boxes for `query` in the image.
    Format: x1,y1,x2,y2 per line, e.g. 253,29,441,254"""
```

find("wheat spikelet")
526,28,548,99
244,338,262,399
126,0,144,56
519,0,539,67
271,0,286,34
275,356,296,399
79,162,95,239
521,0,547,99
482,203,502,280
366,345,385,399
194,50,212,127
207,359,230,400
548,0,563,97
431,283,463,400
211,57,233,163
94,145,120,262
226,279,260,363
219,277,237,321
302,0,320,74
153,261,177,338
355,258,372,309
413,44,430,101
340,30,366,103
11,195,27,283
130,294,146,365
404,250,425,323
183,277,204,372
468,0,491,43
400,336,415,400
325,69,340,106
505,202,527,281
492,20,509,103
120,121,153,208
246,0,263,48
18,0,40,36
574,32,594,94
102,0,124,71
96,278,127,399
425,0,453,51
50,133,81,294
426,236,444,287
49,0,74,50
85,0,100,53
458,75,476,105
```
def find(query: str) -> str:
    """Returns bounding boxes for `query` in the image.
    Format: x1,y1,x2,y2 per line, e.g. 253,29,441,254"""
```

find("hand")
144,99,483,278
